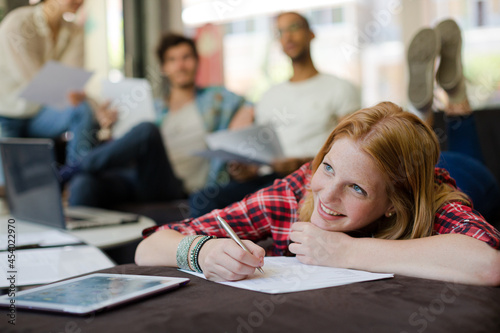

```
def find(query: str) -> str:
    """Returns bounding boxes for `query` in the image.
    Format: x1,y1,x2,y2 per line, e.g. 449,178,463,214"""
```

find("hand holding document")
195,124,285,165
19,61,93,109
181,256,393,294
101,78,157,139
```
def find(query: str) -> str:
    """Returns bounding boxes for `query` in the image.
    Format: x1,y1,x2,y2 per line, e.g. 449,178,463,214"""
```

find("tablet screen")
0,273,189,315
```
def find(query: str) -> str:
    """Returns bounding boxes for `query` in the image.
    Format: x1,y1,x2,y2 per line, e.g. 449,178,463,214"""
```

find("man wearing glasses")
190,11,360,217
255,11,361,174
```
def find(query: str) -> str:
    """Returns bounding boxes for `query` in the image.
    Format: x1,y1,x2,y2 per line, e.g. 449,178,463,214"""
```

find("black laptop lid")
0,138,65,228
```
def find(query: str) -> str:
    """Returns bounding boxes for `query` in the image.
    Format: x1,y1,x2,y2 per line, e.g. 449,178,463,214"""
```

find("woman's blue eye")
323,163,333,172
352,184,366,195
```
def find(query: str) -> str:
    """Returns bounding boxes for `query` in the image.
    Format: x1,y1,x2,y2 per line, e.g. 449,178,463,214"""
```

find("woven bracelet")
190,236,216,273
176,235,202,270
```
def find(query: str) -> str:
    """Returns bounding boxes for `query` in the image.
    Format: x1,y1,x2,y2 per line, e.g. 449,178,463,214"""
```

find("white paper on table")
101,78,157,139
181,257,393,294
19,61,93,109
0,230,82,250
0,245,115,288
195,124,285,165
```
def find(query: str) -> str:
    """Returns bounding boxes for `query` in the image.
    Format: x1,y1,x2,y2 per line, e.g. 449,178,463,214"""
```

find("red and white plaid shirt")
143,163,500,255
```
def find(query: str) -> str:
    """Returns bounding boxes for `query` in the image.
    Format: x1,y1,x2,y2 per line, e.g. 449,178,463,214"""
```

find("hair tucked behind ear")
299,102,470,240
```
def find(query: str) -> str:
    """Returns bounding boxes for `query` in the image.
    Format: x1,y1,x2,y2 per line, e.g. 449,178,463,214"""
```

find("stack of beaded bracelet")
176,235,217,272
176,235,201,270
189,236,216,273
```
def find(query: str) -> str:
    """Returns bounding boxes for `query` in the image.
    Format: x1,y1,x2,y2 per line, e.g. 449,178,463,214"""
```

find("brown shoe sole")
435,19,463,91
407,28,440,110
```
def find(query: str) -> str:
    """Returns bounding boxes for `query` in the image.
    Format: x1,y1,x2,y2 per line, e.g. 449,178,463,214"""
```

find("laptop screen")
0,139,66,228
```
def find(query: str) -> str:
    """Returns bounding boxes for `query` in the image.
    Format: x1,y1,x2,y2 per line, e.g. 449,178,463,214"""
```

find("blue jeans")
68,122,185,207
0,102,97,164
437,114,500,221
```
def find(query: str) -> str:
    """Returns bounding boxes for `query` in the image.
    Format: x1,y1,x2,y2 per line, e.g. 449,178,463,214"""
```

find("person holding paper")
136,102,500,286
0,0,103,165
189,12,361,217
67,33,252,207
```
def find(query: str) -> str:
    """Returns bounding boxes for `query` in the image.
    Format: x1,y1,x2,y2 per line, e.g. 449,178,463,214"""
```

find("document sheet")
195,124,284,165
181,256,393,293
101,78,156,139
0,230,81,250
19,61,93,109
0,245,115,288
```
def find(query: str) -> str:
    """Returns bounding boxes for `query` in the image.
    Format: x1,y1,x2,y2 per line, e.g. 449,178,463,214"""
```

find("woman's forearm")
346,234,500,286
135,229,184,266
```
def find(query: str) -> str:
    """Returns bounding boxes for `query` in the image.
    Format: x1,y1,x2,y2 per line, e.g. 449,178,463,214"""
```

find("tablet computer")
0,273,189,315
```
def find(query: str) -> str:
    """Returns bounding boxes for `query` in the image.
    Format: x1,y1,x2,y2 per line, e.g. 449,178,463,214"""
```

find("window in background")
181,0,397,105
106,0,124,81
182,0,500,109
332,7,344,23
432,0,500,108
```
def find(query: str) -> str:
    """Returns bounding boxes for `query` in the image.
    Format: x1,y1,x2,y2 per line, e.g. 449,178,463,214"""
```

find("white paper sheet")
181,257,393,294
19,61,93,109
0,245,115,288
101,78,157,139
0,230,81,250
195,124,284,165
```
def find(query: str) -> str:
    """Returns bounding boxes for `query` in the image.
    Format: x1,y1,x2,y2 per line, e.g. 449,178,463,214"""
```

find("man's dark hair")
276,11,311,31
156,33,199,65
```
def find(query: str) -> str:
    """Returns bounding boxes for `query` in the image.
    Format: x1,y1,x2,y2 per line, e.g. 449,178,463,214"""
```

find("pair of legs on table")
69,122,185,208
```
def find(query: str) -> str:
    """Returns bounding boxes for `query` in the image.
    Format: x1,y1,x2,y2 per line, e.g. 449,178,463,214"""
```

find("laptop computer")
0,138,139,230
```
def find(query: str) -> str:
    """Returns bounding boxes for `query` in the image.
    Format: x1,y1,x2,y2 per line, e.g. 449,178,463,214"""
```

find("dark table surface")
1,264,499,333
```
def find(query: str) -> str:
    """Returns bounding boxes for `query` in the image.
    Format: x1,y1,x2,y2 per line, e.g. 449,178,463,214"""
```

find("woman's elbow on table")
135,229,183,267
472,247,500,287
134,235,165,266
134,239,150,266
484,250,500,287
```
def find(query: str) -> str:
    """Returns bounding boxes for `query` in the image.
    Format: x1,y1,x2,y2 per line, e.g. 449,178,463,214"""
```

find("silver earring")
387,212,393,217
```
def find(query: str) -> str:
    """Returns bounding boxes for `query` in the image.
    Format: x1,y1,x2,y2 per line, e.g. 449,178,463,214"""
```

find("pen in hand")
216,215,264,274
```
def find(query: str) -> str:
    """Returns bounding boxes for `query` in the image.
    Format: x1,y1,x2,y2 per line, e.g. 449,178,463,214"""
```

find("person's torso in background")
255,73,360,157
161,101,210,193
0,5,84,118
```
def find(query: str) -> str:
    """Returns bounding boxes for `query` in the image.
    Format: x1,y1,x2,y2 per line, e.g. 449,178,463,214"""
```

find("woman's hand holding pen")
198,239,265,282
289,222,353,267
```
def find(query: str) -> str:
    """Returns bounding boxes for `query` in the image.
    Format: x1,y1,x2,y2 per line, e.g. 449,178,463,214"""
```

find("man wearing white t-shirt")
255,12,360,166
190,12,360,217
